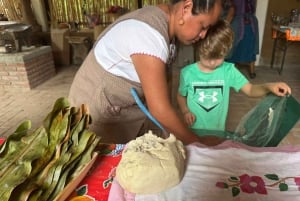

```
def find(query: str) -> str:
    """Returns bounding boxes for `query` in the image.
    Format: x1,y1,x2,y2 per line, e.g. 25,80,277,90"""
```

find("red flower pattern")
216,173,300,197
239,174,267,194
294,177,300,190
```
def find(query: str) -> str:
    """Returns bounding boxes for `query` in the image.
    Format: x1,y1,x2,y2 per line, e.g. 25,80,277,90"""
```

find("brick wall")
0,46,56,91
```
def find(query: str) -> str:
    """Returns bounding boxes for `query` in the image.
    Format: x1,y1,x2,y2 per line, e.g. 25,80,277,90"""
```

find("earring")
179,19,184,25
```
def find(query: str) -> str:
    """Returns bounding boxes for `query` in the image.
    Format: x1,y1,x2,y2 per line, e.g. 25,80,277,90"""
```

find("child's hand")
268,82,291,96
184,111,196,127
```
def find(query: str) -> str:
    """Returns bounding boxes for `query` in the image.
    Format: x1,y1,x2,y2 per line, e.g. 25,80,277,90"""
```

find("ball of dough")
116,130,186,194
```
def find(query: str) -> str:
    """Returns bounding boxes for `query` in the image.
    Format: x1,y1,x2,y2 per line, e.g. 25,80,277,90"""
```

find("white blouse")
94,19,168,83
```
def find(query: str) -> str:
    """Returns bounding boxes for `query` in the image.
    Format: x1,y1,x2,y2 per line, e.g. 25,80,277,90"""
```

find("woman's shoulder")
117,6,169,42
109,19,164,40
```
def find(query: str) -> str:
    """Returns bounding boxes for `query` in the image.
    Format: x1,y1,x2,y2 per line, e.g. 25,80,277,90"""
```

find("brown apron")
68,6,170,144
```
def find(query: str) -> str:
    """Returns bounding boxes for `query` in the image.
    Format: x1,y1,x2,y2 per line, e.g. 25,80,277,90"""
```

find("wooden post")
19,0,42,31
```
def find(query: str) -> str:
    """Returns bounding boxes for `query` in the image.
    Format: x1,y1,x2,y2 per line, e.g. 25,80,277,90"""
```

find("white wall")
256,0,269,65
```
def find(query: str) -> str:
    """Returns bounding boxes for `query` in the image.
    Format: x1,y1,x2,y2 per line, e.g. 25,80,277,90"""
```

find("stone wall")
0,46,56,91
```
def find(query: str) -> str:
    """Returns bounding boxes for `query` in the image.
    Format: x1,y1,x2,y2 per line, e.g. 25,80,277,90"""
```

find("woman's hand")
198,135,226,146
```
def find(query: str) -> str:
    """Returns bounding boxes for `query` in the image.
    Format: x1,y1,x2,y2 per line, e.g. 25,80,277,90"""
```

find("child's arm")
177,92,196,127
240,82,291,97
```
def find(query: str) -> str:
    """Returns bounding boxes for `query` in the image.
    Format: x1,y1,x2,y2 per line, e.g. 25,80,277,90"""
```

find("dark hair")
197,19,233,59
172,0,221,14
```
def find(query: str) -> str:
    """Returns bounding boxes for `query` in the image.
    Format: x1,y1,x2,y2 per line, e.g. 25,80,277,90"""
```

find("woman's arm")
132,54,198,144
132,54,224,145
177,92,189,115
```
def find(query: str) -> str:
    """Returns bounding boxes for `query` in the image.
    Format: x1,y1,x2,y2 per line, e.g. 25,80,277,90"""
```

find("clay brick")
0,46,56,91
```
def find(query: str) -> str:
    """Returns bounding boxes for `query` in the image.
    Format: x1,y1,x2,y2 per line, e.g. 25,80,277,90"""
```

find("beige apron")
68,6,169,144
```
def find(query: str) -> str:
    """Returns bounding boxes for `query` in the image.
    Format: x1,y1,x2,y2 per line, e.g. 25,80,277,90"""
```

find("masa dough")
116,130,186,194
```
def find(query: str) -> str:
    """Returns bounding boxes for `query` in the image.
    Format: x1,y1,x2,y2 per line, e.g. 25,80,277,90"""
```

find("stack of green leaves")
0,97,101,201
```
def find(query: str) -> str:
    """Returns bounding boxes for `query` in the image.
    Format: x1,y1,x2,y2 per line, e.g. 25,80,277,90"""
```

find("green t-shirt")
178,61,248,132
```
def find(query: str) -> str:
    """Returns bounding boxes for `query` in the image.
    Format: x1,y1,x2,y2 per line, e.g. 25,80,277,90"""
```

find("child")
177,19,291,136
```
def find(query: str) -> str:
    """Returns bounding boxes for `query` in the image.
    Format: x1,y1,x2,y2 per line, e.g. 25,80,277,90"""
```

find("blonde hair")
197,19,234,59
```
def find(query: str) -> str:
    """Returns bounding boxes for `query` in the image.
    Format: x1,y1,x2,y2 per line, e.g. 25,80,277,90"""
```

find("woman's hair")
172,0,221,14
197,19,234,59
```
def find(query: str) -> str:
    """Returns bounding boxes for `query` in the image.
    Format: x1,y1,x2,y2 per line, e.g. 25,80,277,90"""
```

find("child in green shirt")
177,19,291,136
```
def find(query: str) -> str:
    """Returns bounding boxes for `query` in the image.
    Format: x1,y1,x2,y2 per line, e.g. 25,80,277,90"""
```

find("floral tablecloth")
130,141,300,201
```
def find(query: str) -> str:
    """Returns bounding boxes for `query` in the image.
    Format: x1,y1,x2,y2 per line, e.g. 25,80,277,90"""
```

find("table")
271,25,300,74
71,141,300,201
3,126,300,201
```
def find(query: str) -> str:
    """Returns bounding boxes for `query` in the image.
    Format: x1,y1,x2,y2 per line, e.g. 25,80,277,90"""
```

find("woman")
221,0,235,23
226,0,259,79
68,0,223,145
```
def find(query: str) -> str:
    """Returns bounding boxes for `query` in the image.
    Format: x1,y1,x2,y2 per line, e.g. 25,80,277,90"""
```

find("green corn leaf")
0,162,32,201
66,128,95,168
0,127,48,178
48,156,81,201
13,109,71,200
43,97,70,132
60,109,86,156
30,109,70,178
70,135,100,181
0,97,100,201
27,189,43,201
39,153,72,200
0,120,31,155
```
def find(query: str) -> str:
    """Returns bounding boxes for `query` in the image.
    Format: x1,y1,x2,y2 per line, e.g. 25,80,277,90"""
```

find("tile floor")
0,63,299,147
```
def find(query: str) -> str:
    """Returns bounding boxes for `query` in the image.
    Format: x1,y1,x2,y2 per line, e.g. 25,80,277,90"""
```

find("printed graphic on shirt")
192,85,224,112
